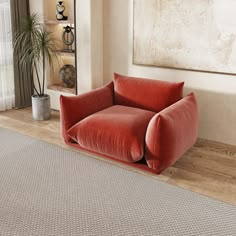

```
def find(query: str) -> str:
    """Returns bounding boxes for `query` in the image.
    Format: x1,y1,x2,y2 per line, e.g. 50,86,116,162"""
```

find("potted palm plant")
13,13,59,120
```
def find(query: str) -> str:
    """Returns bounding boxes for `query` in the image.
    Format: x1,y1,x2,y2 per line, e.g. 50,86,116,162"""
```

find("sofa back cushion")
114,73,184,112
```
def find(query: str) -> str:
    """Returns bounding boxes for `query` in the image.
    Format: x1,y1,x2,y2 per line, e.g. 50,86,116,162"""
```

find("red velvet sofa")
60,73,199,174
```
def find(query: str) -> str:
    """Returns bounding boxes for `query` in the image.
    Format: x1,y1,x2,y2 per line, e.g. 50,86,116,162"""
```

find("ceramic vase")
59,64,76,88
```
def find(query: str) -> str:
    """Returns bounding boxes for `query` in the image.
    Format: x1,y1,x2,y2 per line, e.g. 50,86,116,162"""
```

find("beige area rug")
0,127,236,236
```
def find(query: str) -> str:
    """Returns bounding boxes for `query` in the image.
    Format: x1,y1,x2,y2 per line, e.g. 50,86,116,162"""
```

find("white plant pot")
32,94,51,121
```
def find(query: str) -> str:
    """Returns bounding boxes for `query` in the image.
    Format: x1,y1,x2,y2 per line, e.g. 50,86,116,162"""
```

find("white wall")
76,0,103,93
29,0,43,15
103,0,236,145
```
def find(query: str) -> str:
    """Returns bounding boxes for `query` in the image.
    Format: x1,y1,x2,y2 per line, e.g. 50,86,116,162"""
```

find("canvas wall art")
133,0,236,74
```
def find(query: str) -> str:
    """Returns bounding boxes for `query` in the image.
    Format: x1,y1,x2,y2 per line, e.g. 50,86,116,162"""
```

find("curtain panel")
10,0,32,109
0,0,14,111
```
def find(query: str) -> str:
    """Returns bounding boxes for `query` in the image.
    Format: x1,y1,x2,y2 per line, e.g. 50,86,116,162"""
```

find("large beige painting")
133,0,236,74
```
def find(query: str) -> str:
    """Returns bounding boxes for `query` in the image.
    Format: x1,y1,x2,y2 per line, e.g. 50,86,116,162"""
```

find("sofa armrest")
145,92,199,173
60,82,114,142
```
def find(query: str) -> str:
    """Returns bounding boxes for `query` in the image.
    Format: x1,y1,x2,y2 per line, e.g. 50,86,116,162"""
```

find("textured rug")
0,128,236,236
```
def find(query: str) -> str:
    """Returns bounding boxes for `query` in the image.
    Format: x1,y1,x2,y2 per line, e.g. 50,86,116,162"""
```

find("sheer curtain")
0,0,14,111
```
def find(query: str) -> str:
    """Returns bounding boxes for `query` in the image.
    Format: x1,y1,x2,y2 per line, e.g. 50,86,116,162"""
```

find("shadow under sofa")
60,73,199,174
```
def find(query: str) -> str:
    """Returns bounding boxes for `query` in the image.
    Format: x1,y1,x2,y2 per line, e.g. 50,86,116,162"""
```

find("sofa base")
65,141,161,175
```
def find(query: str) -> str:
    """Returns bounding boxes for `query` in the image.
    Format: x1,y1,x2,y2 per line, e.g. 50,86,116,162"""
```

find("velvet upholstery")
60,74,199,174
60,82,114,142
67,105,155,162
114,73,184,112
145,93,199,173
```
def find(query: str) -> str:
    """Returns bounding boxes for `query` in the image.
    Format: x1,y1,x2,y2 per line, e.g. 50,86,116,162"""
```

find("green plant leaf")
13,13,60,96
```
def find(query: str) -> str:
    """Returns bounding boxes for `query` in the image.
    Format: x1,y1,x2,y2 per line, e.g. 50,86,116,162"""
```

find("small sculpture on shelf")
61,25,75,52
59,64,76,88
56,1,68,21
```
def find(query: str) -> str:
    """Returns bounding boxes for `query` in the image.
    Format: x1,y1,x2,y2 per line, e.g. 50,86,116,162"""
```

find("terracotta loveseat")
60,73,199,174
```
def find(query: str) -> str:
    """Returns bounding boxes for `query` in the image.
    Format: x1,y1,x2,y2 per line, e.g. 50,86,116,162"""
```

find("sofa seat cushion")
67,105,155,162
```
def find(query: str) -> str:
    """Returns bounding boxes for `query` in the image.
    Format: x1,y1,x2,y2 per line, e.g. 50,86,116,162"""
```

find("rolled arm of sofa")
145,93,199,173
60,82,114,142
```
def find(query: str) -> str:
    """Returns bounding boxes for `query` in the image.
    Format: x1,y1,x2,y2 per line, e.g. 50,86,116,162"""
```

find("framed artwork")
133,0,236,74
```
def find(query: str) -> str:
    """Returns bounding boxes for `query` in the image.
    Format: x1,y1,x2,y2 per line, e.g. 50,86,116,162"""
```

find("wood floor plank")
0,107,236,205
168,169,236,204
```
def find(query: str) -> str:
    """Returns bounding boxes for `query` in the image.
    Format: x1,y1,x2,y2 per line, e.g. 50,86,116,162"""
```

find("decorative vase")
32,94,51,121
56,1,68,21
59,64,76,88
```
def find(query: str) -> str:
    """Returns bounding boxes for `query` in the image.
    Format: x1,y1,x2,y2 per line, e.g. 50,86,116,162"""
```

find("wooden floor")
0,107,236,206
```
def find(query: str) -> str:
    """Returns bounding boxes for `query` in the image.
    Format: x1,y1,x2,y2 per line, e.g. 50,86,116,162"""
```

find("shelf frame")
74,0,78,95
44,0,78,96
